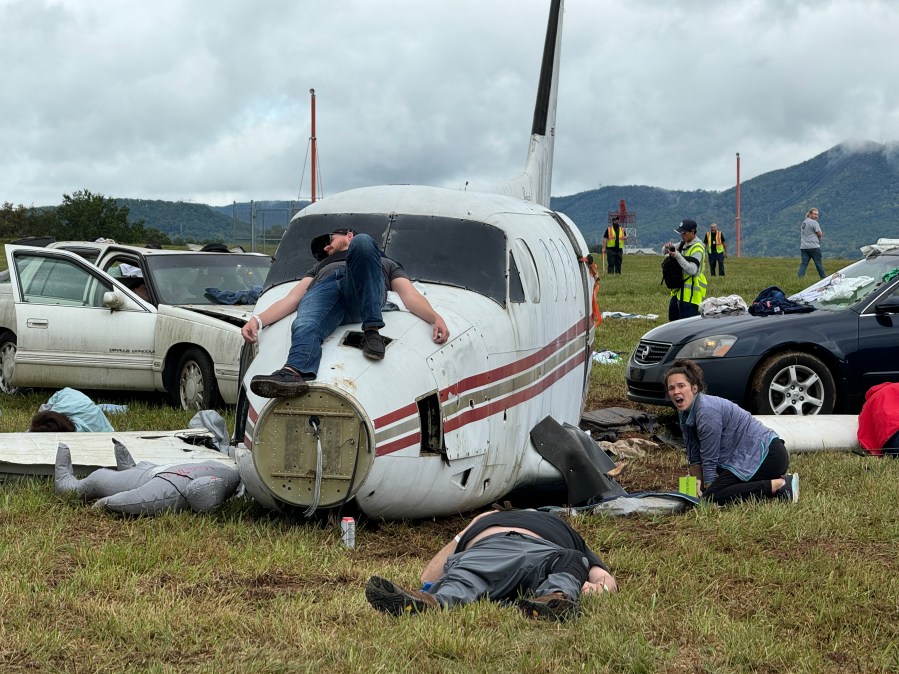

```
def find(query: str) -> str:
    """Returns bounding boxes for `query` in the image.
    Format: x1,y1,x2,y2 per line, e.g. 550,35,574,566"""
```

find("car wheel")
169,348,219,410
0,330,18,395
751,351,836,415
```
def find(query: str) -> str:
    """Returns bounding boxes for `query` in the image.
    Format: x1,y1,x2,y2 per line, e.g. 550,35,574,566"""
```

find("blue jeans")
798,248,825,278
286,234,386,375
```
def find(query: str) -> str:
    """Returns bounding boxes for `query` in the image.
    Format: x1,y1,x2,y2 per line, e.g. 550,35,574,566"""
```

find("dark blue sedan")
626,244,899,415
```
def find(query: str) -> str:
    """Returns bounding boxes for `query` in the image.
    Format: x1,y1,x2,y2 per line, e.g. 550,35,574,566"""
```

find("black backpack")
748,286,816,316
661,245,699,290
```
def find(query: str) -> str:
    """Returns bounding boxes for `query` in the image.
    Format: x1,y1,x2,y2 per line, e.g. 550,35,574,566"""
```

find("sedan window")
15,254,110,308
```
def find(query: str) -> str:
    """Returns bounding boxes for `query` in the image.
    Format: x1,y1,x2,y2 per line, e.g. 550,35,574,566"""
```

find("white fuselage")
236,185,596,519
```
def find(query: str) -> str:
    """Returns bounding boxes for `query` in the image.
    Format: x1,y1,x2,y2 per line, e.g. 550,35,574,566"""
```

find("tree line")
1,190,171,245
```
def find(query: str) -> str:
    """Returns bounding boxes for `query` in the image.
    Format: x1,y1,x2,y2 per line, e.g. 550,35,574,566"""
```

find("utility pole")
735,152,742,258
310,89,317,203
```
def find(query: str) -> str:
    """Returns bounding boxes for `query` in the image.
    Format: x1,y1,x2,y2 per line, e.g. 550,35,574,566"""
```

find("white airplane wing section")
0,430,235,479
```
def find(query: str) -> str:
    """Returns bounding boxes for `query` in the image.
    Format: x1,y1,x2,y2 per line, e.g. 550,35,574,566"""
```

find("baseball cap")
676,219,697,233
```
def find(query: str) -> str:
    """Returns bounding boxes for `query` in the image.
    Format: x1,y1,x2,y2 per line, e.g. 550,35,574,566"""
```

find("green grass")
2,254,897,673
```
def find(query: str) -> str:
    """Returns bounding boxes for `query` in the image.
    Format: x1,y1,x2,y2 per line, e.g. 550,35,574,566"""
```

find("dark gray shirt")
456,510,608,571
305,251,410,290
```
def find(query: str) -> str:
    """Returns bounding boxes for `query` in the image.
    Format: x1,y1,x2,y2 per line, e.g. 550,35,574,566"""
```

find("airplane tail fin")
488,0,563,208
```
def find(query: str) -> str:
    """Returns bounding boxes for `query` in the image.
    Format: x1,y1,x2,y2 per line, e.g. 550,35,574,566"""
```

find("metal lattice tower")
607,199,637,252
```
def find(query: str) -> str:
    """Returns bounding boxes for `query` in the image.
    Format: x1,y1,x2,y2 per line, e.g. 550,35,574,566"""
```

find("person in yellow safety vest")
601,214,627,274
704,223,728,276
663,219,707,321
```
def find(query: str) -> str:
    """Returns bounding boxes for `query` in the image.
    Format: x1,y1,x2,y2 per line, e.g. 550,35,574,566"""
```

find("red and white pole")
735,152,741,258
310,88,317,203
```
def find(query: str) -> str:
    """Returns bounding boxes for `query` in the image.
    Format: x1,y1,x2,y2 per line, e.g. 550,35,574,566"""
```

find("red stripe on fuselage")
373,402,419,430
442,349,587,433
374,431,423,457
375,349,587,457
373,320,585,430
439,318,586,402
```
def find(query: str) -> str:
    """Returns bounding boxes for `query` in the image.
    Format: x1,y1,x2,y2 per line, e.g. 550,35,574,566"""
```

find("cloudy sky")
2,0,897,207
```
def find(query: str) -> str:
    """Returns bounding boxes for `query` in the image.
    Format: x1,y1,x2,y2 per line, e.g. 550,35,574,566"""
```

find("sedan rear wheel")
0,330,18,395
168,348,219,410
751,351,835,415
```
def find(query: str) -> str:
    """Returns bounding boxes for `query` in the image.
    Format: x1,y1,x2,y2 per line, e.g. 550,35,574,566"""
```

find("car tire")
0,330,17,395
169,347,219,410
751,351,836,415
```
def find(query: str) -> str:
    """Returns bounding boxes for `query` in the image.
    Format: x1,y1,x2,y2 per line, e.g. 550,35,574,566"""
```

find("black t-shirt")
305,251,409,291
456,510,608,571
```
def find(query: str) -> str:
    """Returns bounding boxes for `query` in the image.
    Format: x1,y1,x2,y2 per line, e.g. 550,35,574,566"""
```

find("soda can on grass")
340,517,356,549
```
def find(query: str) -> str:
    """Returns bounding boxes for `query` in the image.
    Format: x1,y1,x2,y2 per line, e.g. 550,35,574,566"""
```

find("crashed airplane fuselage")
233,0,601,519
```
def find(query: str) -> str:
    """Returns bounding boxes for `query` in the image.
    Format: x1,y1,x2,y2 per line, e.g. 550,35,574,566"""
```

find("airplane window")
548,239,569,300
539,241,558,301
551,238,575,300
512,239,540,303
509,253,525,303
385,217,506,306
265,213,392,291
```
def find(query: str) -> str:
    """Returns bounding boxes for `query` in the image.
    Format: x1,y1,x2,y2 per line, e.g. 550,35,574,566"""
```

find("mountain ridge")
106,141,897,256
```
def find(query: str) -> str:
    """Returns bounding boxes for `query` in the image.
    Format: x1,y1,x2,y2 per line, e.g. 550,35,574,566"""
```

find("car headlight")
675,335,737,359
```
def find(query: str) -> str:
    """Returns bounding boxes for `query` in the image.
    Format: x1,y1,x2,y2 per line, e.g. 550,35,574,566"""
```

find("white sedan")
0,243,271,409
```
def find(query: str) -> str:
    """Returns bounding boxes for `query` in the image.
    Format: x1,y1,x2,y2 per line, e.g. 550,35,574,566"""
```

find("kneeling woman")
665,359,798,505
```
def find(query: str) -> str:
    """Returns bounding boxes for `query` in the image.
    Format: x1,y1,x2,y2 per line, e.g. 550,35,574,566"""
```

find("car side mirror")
103,290,127,310
874,295,899,315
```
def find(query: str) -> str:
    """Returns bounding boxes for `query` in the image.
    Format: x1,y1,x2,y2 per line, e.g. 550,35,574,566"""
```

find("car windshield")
791,249,899,310
141,253,271,305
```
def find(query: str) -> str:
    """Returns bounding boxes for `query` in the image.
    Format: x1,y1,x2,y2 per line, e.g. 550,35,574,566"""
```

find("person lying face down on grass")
365,509,617,622
29,387,114,433
54,440,240,516
665,358,799,505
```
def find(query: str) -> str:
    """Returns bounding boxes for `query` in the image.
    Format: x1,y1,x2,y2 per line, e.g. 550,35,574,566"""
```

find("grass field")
2,254,898,673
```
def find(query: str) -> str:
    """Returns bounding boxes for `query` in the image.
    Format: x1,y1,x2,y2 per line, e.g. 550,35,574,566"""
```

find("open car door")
5,245,158,391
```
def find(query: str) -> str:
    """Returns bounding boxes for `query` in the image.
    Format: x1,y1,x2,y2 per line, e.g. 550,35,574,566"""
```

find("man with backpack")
663,219,707,321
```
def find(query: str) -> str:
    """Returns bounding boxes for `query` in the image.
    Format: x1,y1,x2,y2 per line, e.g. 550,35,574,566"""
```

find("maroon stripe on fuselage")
439,319,587,402
375,347,588,457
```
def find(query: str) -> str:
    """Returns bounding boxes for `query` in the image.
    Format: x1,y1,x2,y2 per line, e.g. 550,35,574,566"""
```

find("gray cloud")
1,0,897,206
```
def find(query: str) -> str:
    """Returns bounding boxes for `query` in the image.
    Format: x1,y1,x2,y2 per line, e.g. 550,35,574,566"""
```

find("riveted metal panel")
253,389,372,507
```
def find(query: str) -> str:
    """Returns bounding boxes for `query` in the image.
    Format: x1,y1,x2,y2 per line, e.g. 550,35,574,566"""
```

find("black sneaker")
362,330,386,360
365,576,438,615
250,367,313,398
777,473,800,503
518,591,580,621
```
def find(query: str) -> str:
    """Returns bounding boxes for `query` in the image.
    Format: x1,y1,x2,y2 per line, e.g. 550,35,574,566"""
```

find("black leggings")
702,439,789,506
885,430,899,457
